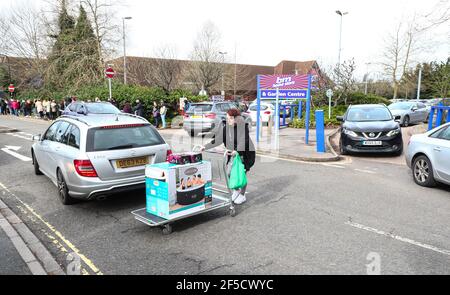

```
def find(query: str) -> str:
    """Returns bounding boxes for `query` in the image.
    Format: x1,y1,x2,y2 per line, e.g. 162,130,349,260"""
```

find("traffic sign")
8,84,14,93
326,89,333,98
105,67,115,79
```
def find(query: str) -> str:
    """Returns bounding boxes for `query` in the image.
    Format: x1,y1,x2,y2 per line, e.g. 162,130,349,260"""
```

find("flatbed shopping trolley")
131,147,236,235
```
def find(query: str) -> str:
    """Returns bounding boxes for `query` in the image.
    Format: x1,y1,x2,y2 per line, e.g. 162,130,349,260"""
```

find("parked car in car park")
183,101,252,136
406,122,450,187
246,102,275,125
388,101,429,127
63,101,121,116
31,114,171,205
337,104,403,155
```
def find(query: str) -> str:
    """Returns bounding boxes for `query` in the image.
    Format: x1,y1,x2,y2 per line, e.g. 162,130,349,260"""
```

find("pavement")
0,114,449,275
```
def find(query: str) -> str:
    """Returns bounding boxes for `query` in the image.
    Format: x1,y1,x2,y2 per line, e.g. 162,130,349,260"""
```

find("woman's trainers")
231,190,240,202
234,194,246,205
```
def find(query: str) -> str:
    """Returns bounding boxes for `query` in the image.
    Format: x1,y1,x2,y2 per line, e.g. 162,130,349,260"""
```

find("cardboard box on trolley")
145,161,213,220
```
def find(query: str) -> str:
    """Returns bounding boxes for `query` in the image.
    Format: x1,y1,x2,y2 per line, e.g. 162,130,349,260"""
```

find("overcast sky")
1,0,449,79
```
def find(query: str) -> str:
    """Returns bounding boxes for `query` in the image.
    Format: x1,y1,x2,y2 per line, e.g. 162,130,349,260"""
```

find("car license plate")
191,115,202,119
362,141,382,146
116,156,149,168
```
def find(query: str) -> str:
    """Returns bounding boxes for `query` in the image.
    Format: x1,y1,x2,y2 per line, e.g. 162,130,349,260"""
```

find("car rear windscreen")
249,105,268,111
86,125,164,152
86,103,121,114
188,104,213,113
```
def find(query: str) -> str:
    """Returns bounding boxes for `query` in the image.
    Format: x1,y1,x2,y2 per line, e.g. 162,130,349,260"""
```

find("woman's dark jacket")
204,117,256,171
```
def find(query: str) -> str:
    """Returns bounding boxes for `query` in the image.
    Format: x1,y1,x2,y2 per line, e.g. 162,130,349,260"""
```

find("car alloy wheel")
57,170,76,205
403,116,410,127
414,159,429,183
412,156,436,187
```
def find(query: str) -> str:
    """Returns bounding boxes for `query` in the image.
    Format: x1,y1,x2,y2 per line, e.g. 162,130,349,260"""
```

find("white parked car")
405,122,450,187
246,102,275,125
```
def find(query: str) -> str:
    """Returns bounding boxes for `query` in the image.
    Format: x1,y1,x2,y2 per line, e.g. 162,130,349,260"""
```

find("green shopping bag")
228,155,248,189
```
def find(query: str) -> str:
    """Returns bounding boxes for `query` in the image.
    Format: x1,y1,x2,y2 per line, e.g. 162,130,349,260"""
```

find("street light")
218,51,227,96
364,62,372,95
122,16,132,85
335,10,348,70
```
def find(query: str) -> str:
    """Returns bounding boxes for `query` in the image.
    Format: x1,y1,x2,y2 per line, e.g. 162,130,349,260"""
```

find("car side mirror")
336,116,344,122
32,134,41,141
394,115,401,121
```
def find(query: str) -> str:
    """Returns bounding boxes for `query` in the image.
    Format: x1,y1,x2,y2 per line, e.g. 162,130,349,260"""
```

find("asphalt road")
0,116,449,275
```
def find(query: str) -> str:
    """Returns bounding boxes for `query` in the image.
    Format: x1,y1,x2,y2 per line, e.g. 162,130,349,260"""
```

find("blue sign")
260,89,308,99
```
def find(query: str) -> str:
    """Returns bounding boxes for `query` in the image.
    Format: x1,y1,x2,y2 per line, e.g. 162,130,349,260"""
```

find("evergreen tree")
46,0,77,90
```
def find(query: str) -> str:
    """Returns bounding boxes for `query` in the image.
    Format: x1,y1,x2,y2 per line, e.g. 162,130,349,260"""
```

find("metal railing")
428,103,450,130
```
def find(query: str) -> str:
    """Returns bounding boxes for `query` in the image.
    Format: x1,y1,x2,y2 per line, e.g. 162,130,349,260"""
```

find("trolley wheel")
229,207,236,217
162,224,173,235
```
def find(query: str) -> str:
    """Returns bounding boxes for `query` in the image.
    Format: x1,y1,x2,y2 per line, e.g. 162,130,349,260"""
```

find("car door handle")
434,147,442,152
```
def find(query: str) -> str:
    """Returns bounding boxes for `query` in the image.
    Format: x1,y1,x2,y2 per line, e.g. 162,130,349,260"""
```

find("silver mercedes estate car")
31,114,170,205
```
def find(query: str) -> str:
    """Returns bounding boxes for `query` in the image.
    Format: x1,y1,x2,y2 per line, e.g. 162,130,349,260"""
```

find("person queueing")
133,99,144,117
160,102,167,129
122,101,132,114
152,101,160,128
200,108,256,205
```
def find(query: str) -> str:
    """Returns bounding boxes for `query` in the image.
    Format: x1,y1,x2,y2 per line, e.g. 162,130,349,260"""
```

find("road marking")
322,163,346,169
0,182,103,275
5,132,32,141
1,146,32,162
346,221,450,256
354,169,376,174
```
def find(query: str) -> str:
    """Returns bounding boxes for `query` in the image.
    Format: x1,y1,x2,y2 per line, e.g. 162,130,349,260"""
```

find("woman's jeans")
154,117,159,128
161,114,166,128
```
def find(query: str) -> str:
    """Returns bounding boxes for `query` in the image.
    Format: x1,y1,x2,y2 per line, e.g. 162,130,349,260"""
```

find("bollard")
315,110,326,153
436,104,444,128
428,107,435,131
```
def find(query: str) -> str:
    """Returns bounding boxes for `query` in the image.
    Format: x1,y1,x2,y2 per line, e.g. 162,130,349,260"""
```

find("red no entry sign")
8,84,14,93
105,67,115,79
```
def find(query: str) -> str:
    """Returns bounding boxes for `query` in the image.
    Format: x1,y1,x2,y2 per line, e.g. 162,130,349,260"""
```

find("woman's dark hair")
227,108,241,117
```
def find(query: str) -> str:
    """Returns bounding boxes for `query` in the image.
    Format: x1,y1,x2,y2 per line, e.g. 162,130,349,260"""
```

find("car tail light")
204,113,216,119
74,160,98,177
166,149,173,161
264,111,271,115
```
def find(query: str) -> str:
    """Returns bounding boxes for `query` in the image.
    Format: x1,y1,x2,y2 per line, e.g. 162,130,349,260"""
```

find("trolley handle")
192,145,203,152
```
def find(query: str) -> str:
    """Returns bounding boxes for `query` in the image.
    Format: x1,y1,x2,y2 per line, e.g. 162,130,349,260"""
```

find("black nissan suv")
337,104,403,155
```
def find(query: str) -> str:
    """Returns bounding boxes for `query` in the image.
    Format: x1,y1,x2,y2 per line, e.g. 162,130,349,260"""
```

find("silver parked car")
183,101,252,136
388,101,430,127
406,122,450,187
31,114,170,204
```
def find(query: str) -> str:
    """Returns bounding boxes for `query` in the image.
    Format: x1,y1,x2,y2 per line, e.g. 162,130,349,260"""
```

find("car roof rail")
59,115,90,126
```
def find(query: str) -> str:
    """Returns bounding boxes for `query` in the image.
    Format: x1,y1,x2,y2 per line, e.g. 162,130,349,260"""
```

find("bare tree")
81,0,121,67
0,17,10,54
381,18,421,99
189,21,223,94
148,46,184,93
332,58,357,105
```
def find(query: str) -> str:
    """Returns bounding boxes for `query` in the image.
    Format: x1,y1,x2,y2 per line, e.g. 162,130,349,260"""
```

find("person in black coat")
201,108,255,205
133,99,144,117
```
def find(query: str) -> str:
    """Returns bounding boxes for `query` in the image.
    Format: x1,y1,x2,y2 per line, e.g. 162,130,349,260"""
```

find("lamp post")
122,16,132,85
219,51,227,97
335,10,348,72
416,64,422,100
364,62,371,95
